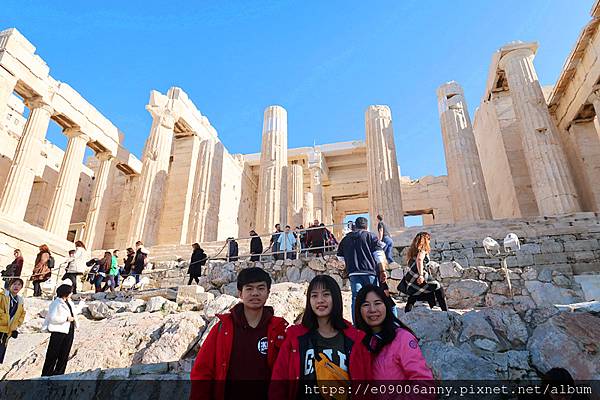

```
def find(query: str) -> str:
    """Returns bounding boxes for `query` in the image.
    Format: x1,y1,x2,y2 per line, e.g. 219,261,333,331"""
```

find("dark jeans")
32,281,42,297
188,276,199,285
0,333,8,363
62,273,79,294
349,274,378,324
405,287,448,312
103,275,116,292
382,236,395,264
94,274,105,293
250,254,260,262
42,329,74,376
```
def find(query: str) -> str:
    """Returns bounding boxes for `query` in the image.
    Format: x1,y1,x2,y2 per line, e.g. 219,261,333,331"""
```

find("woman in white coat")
41,280,84,376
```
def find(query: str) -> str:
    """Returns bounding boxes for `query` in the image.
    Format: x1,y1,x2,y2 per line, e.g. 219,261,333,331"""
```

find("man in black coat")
188,243,206,285
249,230,263,262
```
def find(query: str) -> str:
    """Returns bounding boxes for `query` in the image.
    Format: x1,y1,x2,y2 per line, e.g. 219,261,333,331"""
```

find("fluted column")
499,45,580,215
0,96,53,221
365,105,404,231
0,69,17,126
288,163,304,227
437,81,492,222
44,129,89,237
303,192,314,225
255,105,288,234
127,108,176,246
310,167,324,222
189,138,222,243
82,152,113,249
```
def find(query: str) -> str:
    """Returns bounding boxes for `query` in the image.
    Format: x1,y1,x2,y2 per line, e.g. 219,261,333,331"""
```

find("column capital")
147,105,177,129
498,47,535,69
588,84,600,103
63,127,89,141
95,151,113,162
23,96,53,113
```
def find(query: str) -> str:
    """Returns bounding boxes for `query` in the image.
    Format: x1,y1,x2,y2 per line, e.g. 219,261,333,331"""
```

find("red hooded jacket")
269,322,372,400
190,305,288,400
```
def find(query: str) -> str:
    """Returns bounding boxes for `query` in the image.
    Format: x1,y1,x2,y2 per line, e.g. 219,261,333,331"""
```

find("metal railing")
219,222,353,262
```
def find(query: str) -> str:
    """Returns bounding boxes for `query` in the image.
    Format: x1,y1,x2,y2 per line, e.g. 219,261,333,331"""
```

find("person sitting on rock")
0,278,25,364
354,284,434,383
269,275,372,400
190,267,288,400
397,232,448,312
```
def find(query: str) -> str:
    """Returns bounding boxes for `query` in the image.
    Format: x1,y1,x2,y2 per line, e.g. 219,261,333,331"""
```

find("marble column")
0,96,53,221
82,151,113,249
303,192,314,226
287,163,304,227
255,105,288,234
310,167,324,222
437,81,492,222
128,108,176,246
189,138,222,243
0,68,17,126
498,44,580,215
44,129,89,237
365,105,404,231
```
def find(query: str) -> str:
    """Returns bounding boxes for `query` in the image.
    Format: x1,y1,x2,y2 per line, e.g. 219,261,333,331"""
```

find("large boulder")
146,296,168,313
398,308,455,343
438,261,463,279
421,341,498,380
524,281,581,307
267,283,308,324
207,262,236,287
446,279,489,308
528,312,600,379
308,258,326,272
138,312,206,364
87,301,115,320
460,307,528,351
204,294,239,319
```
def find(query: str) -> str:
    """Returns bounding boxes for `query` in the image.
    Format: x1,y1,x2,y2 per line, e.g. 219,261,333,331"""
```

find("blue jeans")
349,274,378,325
382,236,395,264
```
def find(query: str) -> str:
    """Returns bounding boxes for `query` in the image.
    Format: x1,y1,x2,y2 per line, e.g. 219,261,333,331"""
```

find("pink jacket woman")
371,327,433,380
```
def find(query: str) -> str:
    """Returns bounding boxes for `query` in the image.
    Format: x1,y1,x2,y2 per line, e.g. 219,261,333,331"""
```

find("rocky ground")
2,277,599,382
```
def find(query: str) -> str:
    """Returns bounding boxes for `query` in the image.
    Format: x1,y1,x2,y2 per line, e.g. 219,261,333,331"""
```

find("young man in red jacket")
190,267,288,400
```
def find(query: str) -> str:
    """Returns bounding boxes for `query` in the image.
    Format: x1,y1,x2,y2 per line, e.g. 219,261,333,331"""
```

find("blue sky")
1,1,593,180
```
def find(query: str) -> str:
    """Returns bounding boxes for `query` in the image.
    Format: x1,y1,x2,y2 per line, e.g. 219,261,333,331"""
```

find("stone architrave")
303,192,314,225
255,105,288,234
127,107,176,246
189,138,223,243
287,163,304,227
82,151,113,249
0,96,53,221
498,44,580,215
44,128,89,237
437,81,492,222
365,105,404,231
0,68,17,126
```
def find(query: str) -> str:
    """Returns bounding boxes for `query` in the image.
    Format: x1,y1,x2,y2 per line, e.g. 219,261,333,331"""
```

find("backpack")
314,352,349,400
47,256,55,269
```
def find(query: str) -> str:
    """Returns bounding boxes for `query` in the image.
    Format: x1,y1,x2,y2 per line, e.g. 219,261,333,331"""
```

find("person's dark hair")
285,225,291,229
56,284,72,298
354,284,415,353
68,250,75,256
74,240,86,250
249,230,256,236
135,241,143,246
126,247,134,254
9,277,24,288
237,267,272,291
355,217,368,229
113,250,119,255
192,243,200,251
542,367,575,388
301,275,346,331
376,214,383,221
275,224,280,229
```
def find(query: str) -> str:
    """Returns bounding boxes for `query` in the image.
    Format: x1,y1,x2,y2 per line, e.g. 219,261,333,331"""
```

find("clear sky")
1,1,594,180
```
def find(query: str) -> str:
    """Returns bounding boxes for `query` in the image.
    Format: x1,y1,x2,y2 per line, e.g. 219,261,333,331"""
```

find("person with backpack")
269,275,371,400
354,284,433,381
336,217,386,324
2,249,23,289
41,280,85,376
190,267,288,400
187,243,206,285
31,244,54,297
0,278,25,364
95,252,112,293
132,241,148,285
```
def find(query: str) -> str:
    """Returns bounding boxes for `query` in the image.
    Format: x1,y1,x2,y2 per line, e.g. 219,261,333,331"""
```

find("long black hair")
301,275,346,331
354,284,416,353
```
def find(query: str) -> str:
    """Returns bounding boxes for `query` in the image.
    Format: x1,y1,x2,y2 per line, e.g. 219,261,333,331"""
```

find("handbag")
32,262,51,282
